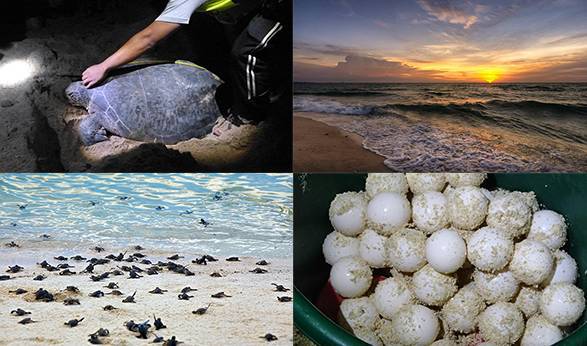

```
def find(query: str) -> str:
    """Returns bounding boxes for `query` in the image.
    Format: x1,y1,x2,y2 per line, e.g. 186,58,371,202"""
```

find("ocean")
0,174,292,258
294,83,587,171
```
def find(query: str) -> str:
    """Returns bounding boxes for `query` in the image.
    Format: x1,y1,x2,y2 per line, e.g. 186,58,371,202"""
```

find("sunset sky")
294,0,587,83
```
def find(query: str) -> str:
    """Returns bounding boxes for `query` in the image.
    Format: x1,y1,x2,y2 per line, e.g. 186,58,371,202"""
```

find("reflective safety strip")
198,0,236,12
246,22,283,99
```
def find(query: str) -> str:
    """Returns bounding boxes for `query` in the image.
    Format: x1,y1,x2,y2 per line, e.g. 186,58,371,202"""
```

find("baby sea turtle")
88,334,102,344
54,256,68,261
125,320,138,332
153,315,166,330
119,196,130,200
147,268,159,275
177,292,193,300
199,218,210,227
180,287,197,294
192,304,211,315
89,290,105,298
261,333,278,341
6,265,23,273
33,274,46,281
9,288,27,295
153,335,165,343
90,273,108,282
192,257,207,265
40,234,51,239
64,298,81,305
163,336,181,346
136,320,151,339
65,286,80,293
106,290,124,296
64,317,84,327
45,265,59,272
183,269,195,276
277,296,292,302
92,246,105,253
211,292,231,298
149,287,167,294
226,257,240,262
18,317,36,324
133,245,144,250
256,260,270,266
203,255,218,262
111,269,124,276
141,259,152,265
5,241,20,248
0,275,11,281
250,268,268,274
179,210,193,216
71,255,87,261
91,328,110,337
271,283,290,292
103,305,117,311
84,264,96,274
122,291,137,303
38,260,50,268
104,282,119,289
59,269,76,276
11,308,31,316
34,288,54,302
155,206,165,211
210,272,222,277
167,254,183,260
128,270,143,279
132,253,146,258
57,263,74,269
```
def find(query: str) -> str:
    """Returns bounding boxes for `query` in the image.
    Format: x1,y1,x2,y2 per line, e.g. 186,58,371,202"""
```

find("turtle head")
65,82,90,108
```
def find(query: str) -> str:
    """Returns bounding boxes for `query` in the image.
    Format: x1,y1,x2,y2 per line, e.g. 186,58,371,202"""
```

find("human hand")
81,63,108,88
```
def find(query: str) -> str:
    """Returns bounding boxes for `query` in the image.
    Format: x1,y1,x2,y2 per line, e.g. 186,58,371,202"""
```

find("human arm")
81,21,180,87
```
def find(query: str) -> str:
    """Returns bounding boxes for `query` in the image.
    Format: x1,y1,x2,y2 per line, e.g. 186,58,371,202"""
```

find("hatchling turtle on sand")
65,61,223,146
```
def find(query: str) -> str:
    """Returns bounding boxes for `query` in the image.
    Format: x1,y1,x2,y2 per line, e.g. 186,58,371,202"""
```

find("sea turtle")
65,61,223,146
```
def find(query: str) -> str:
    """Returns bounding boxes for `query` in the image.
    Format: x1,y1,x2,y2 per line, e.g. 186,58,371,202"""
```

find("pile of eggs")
323,173,585,346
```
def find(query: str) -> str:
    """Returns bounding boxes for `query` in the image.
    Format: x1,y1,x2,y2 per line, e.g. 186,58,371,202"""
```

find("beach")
0,243,292,345
293,113,389,172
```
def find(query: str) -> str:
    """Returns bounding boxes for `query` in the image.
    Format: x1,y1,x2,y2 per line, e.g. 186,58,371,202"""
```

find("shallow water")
0,174,292,257
294,83,587,171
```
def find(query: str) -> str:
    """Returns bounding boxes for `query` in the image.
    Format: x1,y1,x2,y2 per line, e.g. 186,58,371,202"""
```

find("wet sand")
293,113,390,172
0,243,292,345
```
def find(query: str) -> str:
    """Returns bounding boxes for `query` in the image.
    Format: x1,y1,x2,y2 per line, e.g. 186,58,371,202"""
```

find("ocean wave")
294,90,389,97
293,97,373,115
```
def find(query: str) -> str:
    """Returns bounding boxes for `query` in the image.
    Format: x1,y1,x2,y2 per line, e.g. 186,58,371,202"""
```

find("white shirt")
156,0,207,24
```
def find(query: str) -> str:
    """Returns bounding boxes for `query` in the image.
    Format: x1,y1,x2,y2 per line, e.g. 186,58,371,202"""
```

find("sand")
293,112,390,172
0,243,292,345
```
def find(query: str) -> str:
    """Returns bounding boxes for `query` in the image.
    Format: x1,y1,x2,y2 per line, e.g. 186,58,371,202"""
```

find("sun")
479,68,502,83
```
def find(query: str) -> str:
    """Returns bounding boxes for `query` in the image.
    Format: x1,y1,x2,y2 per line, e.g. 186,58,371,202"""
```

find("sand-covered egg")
515,286,541,318
544,249,577,285
329,256,373,298
389,304,439,345
412,191,449,234
367,192,411,236
322,231,360,265
430,340,458,346
372,276,413,319
446,173,487,187
528,209,567,250
412,264,458,306
478,302,524,344
510,239,554,285
359,229,387,268
473,270,519,304
447,186,489,230
467,227,513,272
441,283,485,333
339,297,380,334
406,173,446,194
486,191,533,239
385,227,426,272
365,173,409,198
521,314,563,346
425,229,466,274
540,282,585,327
329,191,368,236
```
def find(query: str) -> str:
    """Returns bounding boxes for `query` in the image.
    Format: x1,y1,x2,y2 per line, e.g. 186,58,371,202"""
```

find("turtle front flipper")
79,113,108,146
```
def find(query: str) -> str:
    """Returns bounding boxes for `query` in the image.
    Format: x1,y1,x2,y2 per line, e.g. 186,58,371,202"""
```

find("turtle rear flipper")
80,114,108,146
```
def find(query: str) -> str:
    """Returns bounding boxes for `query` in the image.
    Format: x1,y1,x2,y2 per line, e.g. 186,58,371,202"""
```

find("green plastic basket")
294,174,587,346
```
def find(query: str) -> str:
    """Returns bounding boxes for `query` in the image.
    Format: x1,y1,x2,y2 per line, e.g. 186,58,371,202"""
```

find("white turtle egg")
385,227,426,272
406,173,446,194
478,302,524,345
339,296,380,332
473,270,519,304
447,186,489,230
365,173,408,198
374,318,395,346
510,239,554,285
486,192,533,239
521,314,563,346
467,227,513,272
515,286,541,318
322,231,359,265
441,283,485,333
544,249,577,285
352,328,382,346
528,210,567,250
412,264,458,306
359,229,387,268
366,192,411,236
430,340,457,346
329,256,372,298
329,191,367,236
540,282,586,327
373,276,413,319
425,229,466,274
390,304,439,345
412,191,449,234
445,173,487,187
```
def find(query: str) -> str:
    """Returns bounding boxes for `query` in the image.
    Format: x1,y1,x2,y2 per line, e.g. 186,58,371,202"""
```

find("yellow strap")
198,0,236,12
174,60,206,70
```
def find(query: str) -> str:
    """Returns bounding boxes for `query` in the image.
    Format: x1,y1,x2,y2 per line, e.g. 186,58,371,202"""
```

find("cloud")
417,0,479,29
